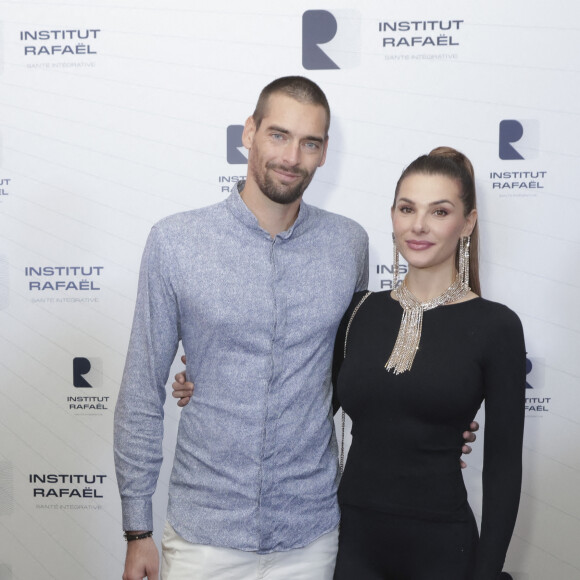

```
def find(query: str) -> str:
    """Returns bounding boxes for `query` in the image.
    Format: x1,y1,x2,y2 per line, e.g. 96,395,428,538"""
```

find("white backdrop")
1,1,579,579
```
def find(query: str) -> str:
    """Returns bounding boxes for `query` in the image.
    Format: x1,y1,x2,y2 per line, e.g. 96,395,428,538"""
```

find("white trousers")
161,521,338,580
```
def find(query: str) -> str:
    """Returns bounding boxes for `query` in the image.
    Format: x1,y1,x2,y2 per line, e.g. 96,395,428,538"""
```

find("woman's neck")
403,265,457,303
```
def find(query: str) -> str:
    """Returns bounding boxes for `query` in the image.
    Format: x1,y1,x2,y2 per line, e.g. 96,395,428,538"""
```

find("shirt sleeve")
113,225,181,532
474,305,526,579
355,231,369,293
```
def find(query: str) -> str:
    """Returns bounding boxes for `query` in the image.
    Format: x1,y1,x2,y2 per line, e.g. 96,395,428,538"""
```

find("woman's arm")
475,305,526,579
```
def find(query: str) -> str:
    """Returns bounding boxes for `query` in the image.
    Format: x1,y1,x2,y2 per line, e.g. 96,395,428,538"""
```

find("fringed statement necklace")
385,274,469,374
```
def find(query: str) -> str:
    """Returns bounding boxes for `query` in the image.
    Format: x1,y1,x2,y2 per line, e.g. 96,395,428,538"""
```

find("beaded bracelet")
123,531,153,542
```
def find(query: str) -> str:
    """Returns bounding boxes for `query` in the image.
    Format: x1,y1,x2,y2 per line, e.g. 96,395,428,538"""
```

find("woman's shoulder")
341,290,390,325
468,297,524,342
349,289,395,310
472,296,521,321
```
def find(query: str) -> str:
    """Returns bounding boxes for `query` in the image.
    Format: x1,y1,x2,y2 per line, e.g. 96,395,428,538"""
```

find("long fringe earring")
392,233,400,290
458,236,471,292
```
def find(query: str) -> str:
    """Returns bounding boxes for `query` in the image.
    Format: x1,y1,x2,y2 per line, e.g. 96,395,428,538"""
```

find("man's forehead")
263,92,323,112
260,94,328,134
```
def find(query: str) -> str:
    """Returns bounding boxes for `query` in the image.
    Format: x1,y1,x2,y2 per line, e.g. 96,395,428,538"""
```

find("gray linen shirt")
114,182,369,553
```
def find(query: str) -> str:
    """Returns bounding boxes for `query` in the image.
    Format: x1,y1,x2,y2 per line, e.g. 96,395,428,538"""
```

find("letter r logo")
227,125,247,165
302,10,340,70
73,357,102,388
73,357,93,388
498,119,539,160
499,120,525,160
302,10,360,70
525,358,533,389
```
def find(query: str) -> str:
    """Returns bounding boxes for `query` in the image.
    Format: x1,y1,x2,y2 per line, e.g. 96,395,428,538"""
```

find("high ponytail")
393,146,481,296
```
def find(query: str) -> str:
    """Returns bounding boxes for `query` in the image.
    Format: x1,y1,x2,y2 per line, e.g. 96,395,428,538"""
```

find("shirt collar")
226,180,310,240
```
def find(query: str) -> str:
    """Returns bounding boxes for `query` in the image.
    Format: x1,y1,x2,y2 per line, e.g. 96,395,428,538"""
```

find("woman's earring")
392,233,400,290
459,236,471,291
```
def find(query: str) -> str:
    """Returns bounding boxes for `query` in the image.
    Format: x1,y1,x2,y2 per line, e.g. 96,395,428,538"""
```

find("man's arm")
114,225,181,576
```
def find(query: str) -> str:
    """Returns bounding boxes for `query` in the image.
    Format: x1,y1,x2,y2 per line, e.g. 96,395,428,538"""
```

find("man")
115,76,369,580
115,76,477,579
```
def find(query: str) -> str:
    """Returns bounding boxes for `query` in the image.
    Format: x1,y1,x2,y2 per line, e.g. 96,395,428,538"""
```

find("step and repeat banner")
1,1,579,578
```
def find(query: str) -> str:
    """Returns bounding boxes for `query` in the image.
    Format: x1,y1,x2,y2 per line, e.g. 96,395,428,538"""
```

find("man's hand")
123,537,159,580
460,421,479,469
172,355,194,407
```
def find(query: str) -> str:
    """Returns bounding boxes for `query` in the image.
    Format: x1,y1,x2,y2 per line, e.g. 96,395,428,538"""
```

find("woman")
332,146,525,579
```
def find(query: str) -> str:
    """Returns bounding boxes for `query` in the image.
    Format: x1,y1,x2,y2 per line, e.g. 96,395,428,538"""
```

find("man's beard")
255,162,315,205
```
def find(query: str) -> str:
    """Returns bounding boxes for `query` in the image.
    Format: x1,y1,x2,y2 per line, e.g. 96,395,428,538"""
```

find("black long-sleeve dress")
333,291,526,579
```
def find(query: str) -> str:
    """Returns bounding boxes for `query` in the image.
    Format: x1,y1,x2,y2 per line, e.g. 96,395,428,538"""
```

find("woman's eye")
434,209,448,216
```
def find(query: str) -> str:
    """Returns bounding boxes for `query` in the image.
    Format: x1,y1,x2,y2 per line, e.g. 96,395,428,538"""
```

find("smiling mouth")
275,170,300,181
267,163,306,180
406,240,434,250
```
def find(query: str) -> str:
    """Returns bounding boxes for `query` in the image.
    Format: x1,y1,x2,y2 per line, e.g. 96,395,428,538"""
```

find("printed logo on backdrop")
73,356,102,388
25,265,103,303
0,255,9,310
499,119,539,160
302,10,361,70
490,120,546,197
375,262,407,290
524,357,551,417
0,177,10,202
0,132,12,204
19,28,101,69
219,125,247,194
227,125,247,164
29,473,107,509
69,357,109,414
379,18,464,62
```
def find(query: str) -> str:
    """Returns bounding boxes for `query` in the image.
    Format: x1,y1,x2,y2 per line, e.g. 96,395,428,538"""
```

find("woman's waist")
338,496,475,523
339,454,468,518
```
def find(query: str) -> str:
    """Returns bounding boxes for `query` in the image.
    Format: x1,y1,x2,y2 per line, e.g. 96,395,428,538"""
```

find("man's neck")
239,181,302,238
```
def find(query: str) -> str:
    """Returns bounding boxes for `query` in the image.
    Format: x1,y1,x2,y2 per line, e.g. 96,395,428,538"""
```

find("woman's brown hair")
393,146,481,296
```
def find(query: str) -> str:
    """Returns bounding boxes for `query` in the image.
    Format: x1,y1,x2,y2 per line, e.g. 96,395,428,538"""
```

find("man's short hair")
252,76,331,136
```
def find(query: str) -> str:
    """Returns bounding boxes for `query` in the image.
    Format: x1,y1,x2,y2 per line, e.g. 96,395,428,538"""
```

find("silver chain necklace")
385,274,469,374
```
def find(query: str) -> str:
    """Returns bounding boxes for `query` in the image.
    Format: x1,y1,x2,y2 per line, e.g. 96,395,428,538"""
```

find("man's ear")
242,116,256,150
